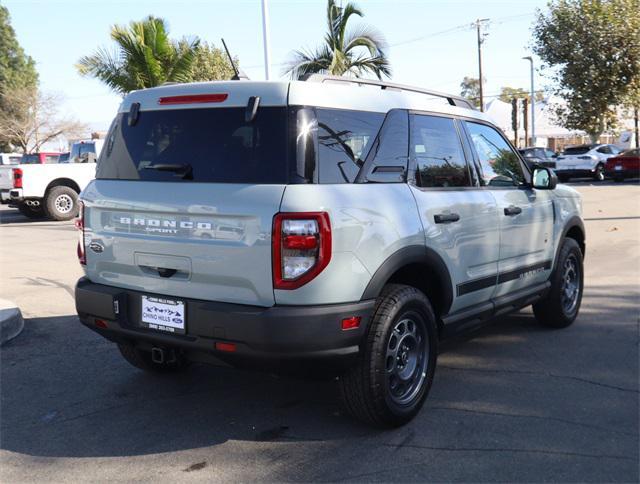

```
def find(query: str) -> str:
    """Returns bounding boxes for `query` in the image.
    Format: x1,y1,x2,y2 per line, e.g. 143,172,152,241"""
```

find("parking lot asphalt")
1,181,638,482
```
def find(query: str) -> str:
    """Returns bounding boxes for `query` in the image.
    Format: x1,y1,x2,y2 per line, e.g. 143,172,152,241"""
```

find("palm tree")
284,0,391,80
76,16,199,95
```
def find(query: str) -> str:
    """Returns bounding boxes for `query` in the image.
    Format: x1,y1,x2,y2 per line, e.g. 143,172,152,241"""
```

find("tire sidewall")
553,239,584,324
370,288,438,423
45,187,78,221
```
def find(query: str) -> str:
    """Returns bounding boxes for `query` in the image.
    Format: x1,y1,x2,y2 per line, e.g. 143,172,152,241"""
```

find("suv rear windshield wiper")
143,163,193,180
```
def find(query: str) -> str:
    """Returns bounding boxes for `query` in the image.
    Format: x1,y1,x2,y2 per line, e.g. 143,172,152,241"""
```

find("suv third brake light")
273,212,331,290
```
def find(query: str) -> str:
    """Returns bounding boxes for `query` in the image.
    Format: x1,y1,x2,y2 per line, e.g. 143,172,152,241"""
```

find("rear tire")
18,203,45,219
44,186,78,221
339,284,438,427
533,238,583,328
117,343,190,373
594,164,605,181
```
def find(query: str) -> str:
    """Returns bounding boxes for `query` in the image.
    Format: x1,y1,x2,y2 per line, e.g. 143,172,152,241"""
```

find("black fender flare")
554,215,586,270
360,245,454,315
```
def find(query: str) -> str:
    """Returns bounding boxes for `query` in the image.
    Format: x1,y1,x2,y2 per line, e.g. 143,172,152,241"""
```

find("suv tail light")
12,168,22,188
272,212,331,290
75,201,86,265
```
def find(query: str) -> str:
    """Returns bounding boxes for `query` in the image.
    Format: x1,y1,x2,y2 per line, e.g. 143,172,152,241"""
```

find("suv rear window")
97,107,289,183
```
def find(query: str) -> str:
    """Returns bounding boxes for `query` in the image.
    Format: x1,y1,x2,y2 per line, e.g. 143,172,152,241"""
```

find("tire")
339,284,438,427
533,238,583,328
44,186,78,221
117,343,190,373
594,164,605,181
17,203,45,219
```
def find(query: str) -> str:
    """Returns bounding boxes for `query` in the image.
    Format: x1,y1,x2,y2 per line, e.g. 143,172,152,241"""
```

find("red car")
605,148,640,182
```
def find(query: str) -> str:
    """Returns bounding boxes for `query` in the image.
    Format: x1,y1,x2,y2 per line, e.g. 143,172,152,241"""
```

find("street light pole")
261,0,272,80
523,56,536,146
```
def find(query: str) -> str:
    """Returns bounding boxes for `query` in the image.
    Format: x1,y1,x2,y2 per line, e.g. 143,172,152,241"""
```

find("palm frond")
283,46,333,80
343,24,388,57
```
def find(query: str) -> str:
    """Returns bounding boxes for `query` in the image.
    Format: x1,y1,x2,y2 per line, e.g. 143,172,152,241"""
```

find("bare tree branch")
0,88,87,153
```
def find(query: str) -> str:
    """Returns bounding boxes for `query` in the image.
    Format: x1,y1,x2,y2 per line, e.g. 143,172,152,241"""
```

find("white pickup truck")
0,139,102,221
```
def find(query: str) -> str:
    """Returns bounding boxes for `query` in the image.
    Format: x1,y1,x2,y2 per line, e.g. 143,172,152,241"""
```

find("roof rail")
302,74,476,110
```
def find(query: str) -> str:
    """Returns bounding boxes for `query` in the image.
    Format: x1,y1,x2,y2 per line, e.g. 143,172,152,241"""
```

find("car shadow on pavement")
1,295,637,470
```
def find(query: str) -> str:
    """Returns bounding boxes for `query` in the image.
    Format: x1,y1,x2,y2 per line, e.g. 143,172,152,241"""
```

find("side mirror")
532,167,557,189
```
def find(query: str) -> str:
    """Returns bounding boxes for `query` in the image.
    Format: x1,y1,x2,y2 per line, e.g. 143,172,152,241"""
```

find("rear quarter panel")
276,184,423,305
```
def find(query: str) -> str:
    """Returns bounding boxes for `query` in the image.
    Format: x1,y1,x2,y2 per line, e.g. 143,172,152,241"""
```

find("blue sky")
5,0,550,131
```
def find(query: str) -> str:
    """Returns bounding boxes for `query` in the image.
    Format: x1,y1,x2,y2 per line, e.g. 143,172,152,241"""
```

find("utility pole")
475,18,490,112
261,0,272,80
522,56,536,146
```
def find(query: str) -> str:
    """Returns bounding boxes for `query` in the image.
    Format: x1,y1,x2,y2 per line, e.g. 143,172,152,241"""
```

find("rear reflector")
158,93,228,105
341,316,361,331
215,342,236,352
94,319,108,328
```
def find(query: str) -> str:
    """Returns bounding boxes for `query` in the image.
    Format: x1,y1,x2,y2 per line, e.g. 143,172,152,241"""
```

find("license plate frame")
141,295,186,334
615,165,623,171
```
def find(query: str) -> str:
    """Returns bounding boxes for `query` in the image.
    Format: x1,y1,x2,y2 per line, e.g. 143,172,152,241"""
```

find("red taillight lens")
76,201,86,265
12,168,22,188
158,93,228,105
272,212,331,290
215,342,236,352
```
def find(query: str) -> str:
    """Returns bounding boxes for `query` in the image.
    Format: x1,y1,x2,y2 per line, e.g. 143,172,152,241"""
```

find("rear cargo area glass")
97,107,288,183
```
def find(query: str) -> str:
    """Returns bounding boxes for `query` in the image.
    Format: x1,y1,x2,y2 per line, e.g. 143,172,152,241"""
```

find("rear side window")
564,146,592,155
410,114,471,188
97,107,289,183
465,121,525,187
316,109,384,183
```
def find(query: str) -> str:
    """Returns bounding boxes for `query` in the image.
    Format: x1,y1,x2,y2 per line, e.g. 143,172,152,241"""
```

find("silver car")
555,143,623,181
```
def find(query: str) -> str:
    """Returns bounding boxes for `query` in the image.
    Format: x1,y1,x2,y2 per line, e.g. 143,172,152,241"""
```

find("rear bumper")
75,277,374,365
605,168,638,179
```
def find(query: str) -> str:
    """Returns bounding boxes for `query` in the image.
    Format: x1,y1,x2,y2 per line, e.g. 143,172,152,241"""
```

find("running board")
441,282,551,338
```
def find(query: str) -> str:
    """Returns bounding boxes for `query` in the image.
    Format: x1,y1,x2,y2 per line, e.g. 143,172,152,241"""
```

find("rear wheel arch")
361,246,453,334
45,178,81,194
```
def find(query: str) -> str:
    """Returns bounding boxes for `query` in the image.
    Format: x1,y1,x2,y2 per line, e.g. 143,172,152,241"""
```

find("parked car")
58,152,70,163
0,153,23,165
0,141,100,220
518,147,558,169
68,139,104,164
74,76,584,427
605,148,640,182
555,144,622,182
20,152,62,164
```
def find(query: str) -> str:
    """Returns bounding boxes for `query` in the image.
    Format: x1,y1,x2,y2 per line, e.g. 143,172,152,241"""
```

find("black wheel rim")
385,313,428,406
561,254,580,315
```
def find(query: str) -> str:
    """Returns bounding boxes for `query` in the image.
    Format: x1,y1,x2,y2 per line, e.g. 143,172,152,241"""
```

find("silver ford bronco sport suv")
75,76,585,427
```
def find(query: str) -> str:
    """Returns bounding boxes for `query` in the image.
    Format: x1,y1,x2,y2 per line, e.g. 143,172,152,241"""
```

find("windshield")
97,107,289,183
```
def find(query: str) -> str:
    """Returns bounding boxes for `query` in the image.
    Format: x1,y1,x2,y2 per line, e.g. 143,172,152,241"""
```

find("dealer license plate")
141,296,185,334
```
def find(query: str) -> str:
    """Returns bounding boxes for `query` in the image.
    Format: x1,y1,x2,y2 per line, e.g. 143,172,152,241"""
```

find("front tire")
533,238,583,328
17,203,45,219
117,343,190,373
339,284,438,427
44,186,78,221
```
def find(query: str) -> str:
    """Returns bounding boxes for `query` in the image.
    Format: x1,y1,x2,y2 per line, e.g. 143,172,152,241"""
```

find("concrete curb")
0,299,24,345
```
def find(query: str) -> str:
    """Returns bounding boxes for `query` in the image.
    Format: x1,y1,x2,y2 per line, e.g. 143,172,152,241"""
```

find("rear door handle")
434,213,460,224
504,206,522,216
